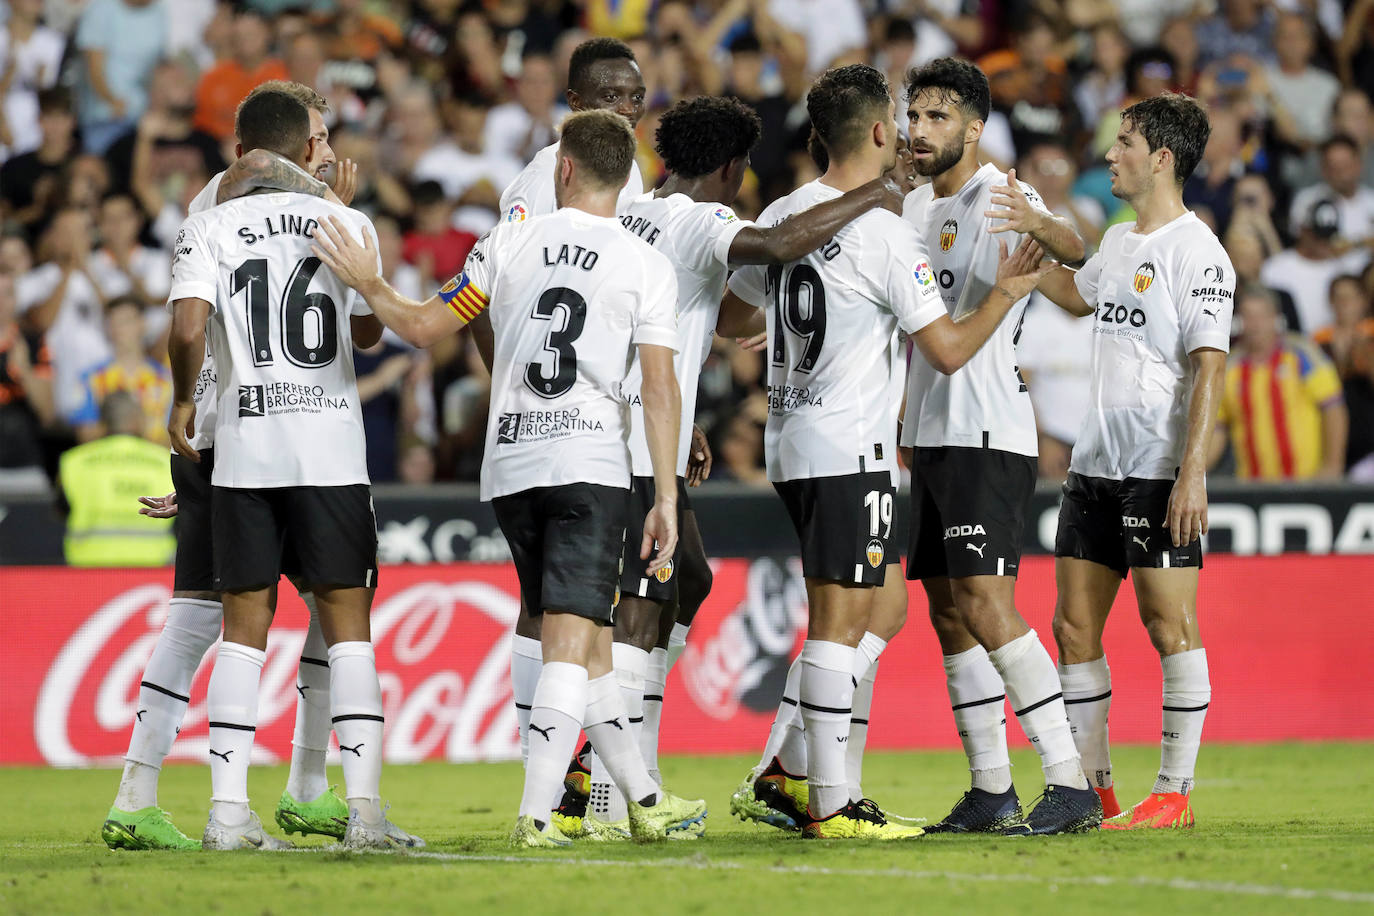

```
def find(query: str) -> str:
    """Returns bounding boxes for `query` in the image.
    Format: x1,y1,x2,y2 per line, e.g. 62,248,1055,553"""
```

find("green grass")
4,744,1373,915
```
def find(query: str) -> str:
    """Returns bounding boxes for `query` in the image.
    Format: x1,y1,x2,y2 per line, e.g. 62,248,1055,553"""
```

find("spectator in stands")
74,0,169,155
1289,136,1374,246
88,193,171,315
328,127,411,219
413,91,519,232
1019,142,1104,246
982,14,1081,153
765,0,867,79
1338,0,1374,91
355,340,415,484
1315,275,1374,379
1212,285,1348,481
484,54,565,163
1074,24,1130,133
0,87,78,237
1017,294,1094,481
719,32,793,203
0,266,55,494
401,180,478,291
193,7,288,143
58,390,174,567
1089,46,1174,160
71,294,171,444
1344,335,1374,480
1330,89,1374,186
1261,198,1372,334
0,0,66,160
1195,0,1276,68
105,59,226,198
317,0,403,64
1265,13,1341,152
713,409,769,488
1185,106,1246,237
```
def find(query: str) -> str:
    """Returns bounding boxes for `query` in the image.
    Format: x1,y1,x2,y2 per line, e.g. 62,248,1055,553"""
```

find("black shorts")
171,449,215,592
494,482,629,623
212,485,378,592
773,471,895,587
1054,472,1203,578
620,476,692,602
906,446,1036,581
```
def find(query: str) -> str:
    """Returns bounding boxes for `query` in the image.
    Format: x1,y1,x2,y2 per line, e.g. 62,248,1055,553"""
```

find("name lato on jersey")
542,243,599,270
236,212,321,246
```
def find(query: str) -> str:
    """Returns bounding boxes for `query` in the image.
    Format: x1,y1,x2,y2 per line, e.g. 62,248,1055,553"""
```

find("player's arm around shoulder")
166,214,215,462
726,178,901,266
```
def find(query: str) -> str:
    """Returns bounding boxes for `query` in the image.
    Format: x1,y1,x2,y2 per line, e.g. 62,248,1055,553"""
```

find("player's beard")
911,137,963,178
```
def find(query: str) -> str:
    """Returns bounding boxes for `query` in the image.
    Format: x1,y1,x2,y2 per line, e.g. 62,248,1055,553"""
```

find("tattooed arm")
215,150,333,204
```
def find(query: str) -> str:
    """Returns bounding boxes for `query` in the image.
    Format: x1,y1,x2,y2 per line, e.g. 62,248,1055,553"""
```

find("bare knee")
613,596,661,651
1141,613,1196,656
1052,606,1103,663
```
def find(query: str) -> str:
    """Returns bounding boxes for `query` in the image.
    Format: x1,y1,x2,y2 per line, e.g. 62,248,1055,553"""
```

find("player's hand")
735,332,768,352
138,492,178,518
641,501,679,575
312,216,381,291
883,141,919,198
687,424,712,487
168,400,199,462
330,158,359,206
1166,467,1208,548
985,169,1046,236
993,236,1056,302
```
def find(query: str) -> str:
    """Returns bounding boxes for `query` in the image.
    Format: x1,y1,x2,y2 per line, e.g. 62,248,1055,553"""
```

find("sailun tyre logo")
1133,262,1156,294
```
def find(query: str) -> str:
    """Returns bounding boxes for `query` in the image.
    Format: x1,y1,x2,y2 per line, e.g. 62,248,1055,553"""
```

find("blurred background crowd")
1,0,1373,497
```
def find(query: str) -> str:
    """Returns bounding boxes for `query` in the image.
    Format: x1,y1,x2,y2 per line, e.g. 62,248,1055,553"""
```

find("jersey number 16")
231,257,338,369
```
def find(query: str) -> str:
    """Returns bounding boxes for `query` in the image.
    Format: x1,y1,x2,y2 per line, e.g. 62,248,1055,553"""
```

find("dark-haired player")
1035,92,1234,830
725,64,1055,839
901,58,1099,836
579,95,903,835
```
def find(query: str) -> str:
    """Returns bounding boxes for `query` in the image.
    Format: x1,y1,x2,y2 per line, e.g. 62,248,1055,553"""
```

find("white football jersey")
900,163,1046,457
464,209,680,501
175,170,226,452
1070,211,1235,481
618,192,752,477
497,141,644,224
169,192,379,488
728,180,947,483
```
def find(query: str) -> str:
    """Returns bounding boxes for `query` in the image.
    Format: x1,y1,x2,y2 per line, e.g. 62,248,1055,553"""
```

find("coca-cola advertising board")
2,555,1371,767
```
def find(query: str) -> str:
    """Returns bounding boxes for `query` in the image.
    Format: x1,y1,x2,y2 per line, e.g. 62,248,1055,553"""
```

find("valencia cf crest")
939,218,958,251
1133,262,1156,294
866,538,885,568
654,559,675,583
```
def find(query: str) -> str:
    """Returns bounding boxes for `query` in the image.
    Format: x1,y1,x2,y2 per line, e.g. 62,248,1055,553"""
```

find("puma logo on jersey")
1132,536,1150,551
1202,308,1219,322
966,542,986,558
944,524,986,539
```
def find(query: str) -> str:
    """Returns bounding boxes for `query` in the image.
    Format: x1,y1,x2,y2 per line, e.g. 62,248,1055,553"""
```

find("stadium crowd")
2,0,1374,494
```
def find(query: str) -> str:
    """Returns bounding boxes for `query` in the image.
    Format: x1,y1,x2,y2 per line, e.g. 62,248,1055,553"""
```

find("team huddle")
99,37,1233,851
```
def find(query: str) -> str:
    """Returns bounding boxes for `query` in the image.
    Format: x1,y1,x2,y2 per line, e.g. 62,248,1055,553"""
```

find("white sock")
286,592,331,803
798,639,856,819
943,644,1012,794
511,634,543,765
665,622,690,672
589,643,650,821
760,654,803,773
584,672,657,809
520,662,587,822
117,597,221,810
639,646,668,782
328,641,384,824
1156,648,1210,795
846,631,887,802
207,641,264,826
1059,656,1113,790
988,630,1087,790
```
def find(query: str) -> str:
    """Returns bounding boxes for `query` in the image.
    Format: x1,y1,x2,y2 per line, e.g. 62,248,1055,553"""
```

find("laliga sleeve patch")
913,260,935,288
506,203,529,222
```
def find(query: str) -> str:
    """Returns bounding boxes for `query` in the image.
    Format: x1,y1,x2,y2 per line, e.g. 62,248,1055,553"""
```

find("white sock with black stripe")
207,641,264,827
1156,648,1210,795
846,631,887,802
589,643,650,822
760,655,803,774
520,662,587,823
1059,656,1113,790
329,641,385,824
511,634,543,765
798,639,857,819
943,644,1012,794
286,592,331,804
639,646,668,783
988,630,1087,790
584,672,658,808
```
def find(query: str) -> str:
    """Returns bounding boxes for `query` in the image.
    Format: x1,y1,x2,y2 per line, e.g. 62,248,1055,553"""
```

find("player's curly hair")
1120,91,1210,187
568,37,637,94
903,57,990,121
655,96,763,179
806,64,892,159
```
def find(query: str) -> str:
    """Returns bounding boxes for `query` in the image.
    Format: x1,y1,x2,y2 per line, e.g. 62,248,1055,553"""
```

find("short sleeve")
1177,249,1235,354
1073,247,1105,305
878,221,947,335
69,371,100,426
632,258,679,352
168,217,218,309
1300,345,1344,406
437,226,497,323
74,0,111,51
694,202,752,270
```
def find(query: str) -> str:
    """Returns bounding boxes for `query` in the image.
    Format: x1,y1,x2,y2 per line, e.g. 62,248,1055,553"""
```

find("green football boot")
101,806,200,850
274,787,349,839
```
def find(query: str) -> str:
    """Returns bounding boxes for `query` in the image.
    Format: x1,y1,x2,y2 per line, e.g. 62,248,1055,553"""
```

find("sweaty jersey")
901,163,1048,457
462,209,680,501
729,180,947,483
618,192,751,476
1071,211,1235,480
497,141,644,224
178,170,227,452
169,192,379,488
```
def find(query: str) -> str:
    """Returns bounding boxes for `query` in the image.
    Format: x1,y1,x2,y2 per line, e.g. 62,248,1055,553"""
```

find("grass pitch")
4,743,1372,915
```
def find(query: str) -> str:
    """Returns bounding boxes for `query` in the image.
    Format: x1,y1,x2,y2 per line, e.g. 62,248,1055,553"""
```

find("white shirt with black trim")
728,179,946,484
497,141,644,224
900,163,1048,457
1070,211,1235,481
169,192,379,488
463,209,680,501
618,192,752,477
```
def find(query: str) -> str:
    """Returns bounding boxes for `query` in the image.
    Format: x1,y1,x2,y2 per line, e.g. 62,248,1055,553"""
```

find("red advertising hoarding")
2,555,1370,767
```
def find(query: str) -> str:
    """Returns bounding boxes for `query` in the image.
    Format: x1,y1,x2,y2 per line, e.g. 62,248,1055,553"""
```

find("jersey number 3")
525,286,587,399
231,257,338,369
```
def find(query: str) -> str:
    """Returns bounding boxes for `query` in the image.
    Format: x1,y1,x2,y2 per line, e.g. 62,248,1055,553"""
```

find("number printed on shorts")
767,263,827,373
863,489,893,538
524,286,587,399
230,257,339,368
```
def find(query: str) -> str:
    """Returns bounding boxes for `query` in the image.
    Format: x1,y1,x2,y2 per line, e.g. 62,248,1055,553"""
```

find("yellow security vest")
59,435,175,567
